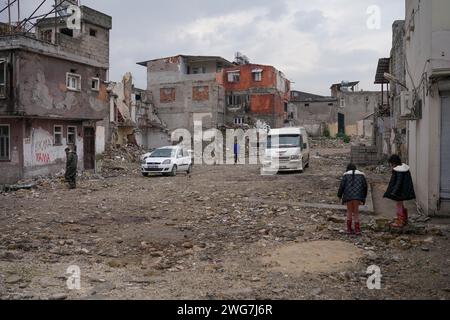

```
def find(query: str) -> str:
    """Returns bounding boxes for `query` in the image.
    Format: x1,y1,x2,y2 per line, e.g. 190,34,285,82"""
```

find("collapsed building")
0,3,112,184
106,73,170,151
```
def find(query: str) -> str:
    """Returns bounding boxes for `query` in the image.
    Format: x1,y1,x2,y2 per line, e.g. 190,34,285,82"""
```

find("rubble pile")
100,144,145,177
311,138,350,149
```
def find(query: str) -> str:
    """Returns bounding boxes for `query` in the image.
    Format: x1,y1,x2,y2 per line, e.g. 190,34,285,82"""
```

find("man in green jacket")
65,147,78,189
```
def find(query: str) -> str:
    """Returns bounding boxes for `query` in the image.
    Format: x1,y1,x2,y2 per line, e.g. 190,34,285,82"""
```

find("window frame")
340,97,346,108
67,126,77,145
0,59,6,99
252,69,263,82
227,71,241,83
54,125,63,146
66,72,81,92
0,124,10,161
91,77,100,92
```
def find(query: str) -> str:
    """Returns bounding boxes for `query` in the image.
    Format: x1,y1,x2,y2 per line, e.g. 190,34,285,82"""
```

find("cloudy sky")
4,0,405,95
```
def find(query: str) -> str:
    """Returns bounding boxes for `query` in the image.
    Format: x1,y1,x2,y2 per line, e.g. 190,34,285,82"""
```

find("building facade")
330,81,381,136
288,91,338,137
137,55,234,134
0,5,112,184
404,0,450,215
219,64,290,130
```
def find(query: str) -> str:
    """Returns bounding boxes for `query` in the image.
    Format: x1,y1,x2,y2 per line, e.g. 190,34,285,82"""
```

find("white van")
262,127,310,173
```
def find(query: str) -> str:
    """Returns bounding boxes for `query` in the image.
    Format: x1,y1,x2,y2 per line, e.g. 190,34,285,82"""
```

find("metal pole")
54,0,58,44
8,0,11,32
17,0,20,23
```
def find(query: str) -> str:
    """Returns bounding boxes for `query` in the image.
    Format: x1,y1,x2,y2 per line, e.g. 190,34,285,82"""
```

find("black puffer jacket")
337,170,368,204
384,164,416,201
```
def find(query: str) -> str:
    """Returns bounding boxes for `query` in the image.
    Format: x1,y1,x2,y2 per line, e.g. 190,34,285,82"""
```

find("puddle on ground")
262,241,364,275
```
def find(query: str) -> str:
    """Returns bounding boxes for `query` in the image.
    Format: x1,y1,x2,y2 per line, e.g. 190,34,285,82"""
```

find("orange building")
218,64,291,129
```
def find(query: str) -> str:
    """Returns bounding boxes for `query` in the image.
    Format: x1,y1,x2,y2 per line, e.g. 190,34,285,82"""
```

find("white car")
141,146,192,177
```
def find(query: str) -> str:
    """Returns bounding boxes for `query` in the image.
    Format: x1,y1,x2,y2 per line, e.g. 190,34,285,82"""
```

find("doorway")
83,127,95,170
338,113,345,135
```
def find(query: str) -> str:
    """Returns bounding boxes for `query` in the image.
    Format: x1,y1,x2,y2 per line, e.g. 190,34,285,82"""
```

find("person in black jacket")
384,155,416,228
338,164,368,235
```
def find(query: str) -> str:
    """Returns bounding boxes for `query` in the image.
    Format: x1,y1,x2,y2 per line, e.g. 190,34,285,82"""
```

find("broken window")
89,29,97,37
54,126,63,146
0,125,9,161
340,97,346,108
67,126,77,145
60,28,74,37
91,77,100,91
40,29,53,43
227,71,240,83
66,73,81,91
0,59,6,98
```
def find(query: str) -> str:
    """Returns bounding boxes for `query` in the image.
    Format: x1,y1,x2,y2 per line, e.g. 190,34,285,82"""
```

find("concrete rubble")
0,142,449,300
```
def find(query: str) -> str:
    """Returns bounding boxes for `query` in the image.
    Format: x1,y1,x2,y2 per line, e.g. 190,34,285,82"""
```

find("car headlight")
290,155,301,160
162,159,171,165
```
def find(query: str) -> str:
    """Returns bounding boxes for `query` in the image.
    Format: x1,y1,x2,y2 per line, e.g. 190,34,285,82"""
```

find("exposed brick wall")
250,94,274,114
222,64,276,91
351,146,380,165
160,88,176,103
192,85,209,101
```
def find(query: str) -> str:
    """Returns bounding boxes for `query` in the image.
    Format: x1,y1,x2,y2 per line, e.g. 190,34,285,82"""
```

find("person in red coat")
384,155,416,228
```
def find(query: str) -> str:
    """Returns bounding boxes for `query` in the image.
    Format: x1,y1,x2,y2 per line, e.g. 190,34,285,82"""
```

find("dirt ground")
1,146,449,300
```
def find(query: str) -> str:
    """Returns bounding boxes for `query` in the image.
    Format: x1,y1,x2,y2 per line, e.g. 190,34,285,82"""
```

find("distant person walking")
234,140,240,165
65,146,78,189
384,155,416,228
338,164,368,235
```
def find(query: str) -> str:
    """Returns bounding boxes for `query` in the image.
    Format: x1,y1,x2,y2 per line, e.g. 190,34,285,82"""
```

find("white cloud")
2,0,405,95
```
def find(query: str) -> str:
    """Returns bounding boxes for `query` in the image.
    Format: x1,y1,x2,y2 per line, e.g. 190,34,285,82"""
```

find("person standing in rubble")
65,146,78,189
384,155,416,228
337,164,368,235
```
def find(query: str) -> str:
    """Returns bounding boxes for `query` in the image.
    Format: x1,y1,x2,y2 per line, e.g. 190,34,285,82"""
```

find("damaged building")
0,4,112,184
107,73,170,150
287,90,338,137
330,81,380,137
137,55,234,134
219,63,291,129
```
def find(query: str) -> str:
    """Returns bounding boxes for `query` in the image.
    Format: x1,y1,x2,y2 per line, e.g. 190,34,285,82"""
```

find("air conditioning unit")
400,91,413,117
400,91,422,120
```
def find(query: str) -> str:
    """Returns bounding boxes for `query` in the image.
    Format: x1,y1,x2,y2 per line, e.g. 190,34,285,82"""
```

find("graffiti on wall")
34,136,53,164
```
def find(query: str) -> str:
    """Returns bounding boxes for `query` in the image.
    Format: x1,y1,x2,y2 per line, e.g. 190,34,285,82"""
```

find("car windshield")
150,148,174,158
267,135,301,149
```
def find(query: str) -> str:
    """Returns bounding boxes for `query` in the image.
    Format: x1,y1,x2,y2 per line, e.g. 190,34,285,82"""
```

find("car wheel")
142,173,149,177
170,165,177,177
187,164,192,174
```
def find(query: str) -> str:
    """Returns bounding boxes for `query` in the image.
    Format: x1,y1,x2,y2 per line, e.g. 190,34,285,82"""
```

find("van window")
267,135,301,149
